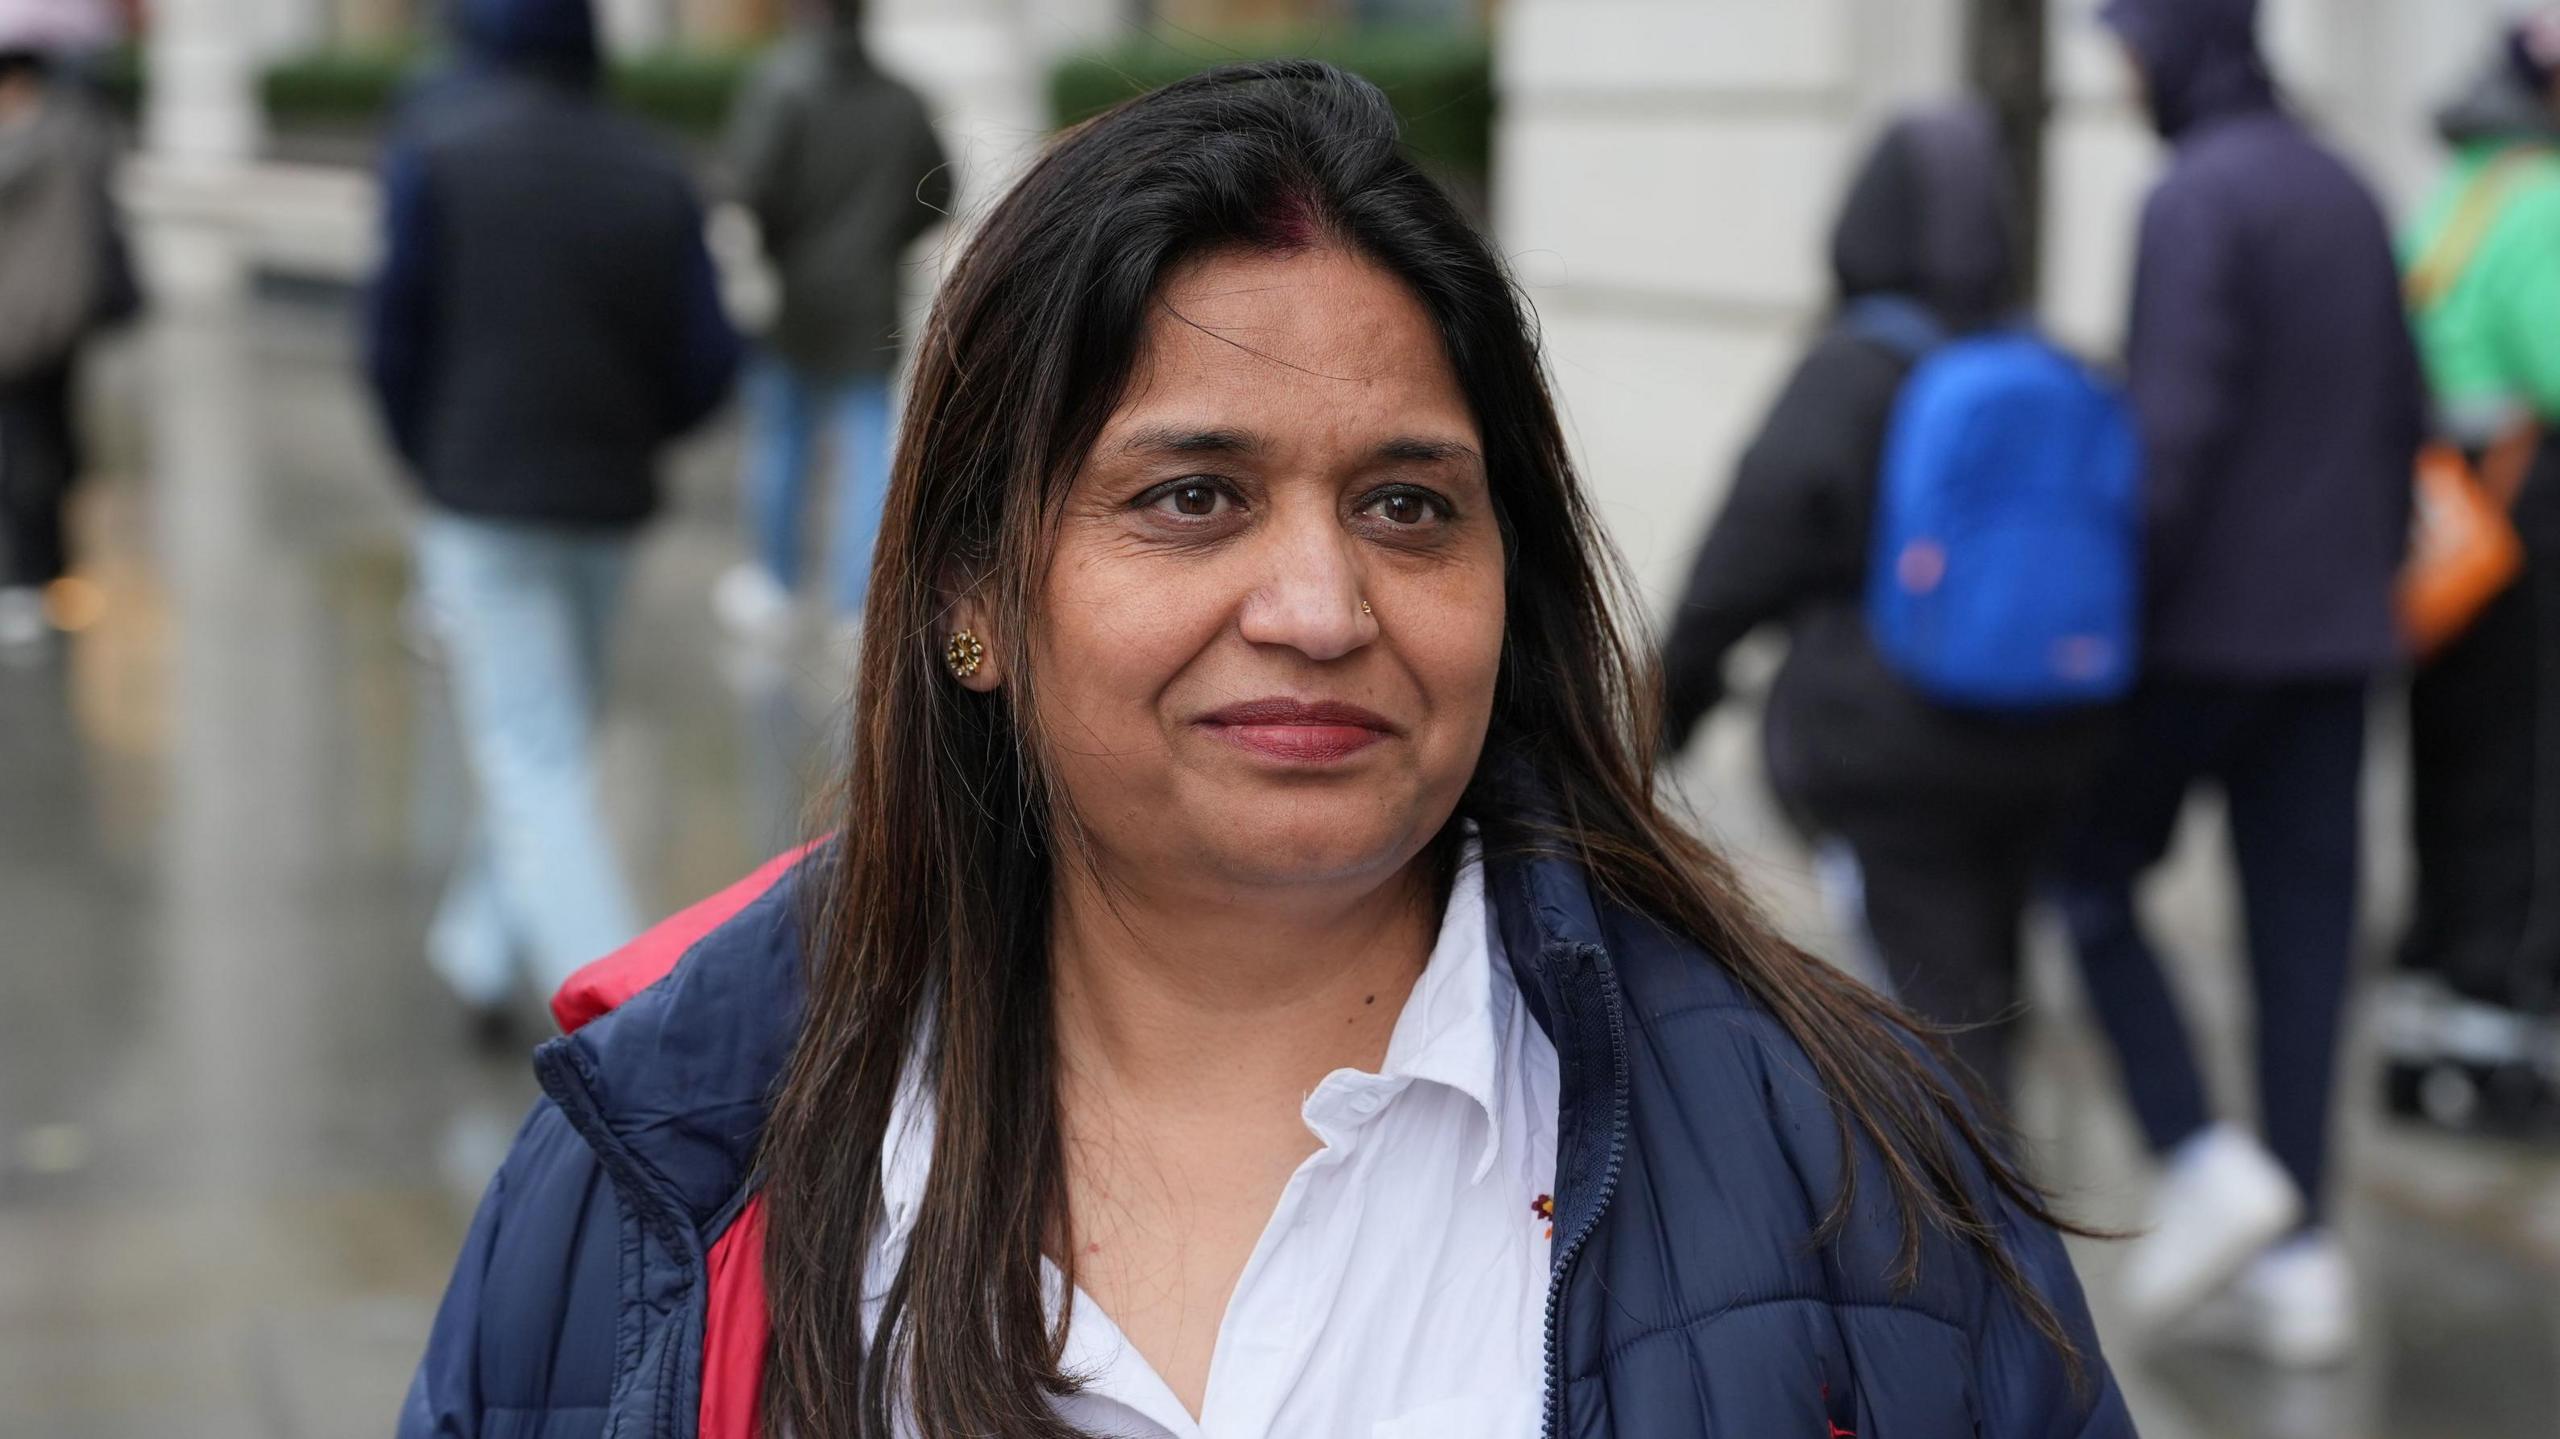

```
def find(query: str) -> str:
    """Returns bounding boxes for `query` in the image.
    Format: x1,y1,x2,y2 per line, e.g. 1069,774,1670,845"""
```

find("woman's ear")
944,591,1004,693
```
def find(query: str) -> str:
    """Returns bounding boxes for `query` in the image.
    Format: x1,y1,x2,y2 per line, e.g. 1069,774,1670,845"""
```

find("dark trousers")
2403,445,2560,1008
1828,804,2058,1102
2053,678,2366,1221
0,360,79,588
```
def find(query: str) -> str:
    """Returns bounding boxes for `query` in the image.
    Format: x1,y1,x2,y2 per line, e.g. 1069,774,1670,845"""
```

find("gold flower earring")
944,629,986,680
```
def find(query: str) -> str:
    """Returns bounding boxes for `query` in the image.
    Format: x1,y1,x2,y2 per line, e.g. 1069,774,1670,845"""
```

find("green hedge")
261,47,423,126
245,46,751,135
1050,30,1493,187
607,49,755,134
108,30,1493,169
85,45,146,117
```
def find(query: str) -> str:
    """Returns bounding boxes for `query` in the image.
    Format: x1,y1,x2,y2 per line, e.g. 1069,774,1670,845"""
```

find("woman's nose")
1235,522,1379,662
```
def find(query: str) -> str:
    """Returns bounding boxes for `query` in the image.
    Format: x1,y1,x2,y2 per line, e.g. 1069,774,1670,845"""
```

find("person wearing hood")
2048,0,2422,1369
710,0,950,640
0,41,115,653
1659,101,2115,1103
2384,10,2560,1127
363,0,742,1040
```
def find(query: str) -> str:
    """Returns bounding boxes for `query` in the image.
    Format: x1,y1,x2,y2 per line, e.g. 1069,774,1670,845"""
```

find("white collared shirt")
868,843,1560,1438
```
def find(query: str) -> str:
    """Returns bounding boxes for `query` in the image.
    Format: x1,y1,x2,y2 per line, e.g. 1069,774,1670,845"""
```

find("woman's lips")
1196,698,1399,763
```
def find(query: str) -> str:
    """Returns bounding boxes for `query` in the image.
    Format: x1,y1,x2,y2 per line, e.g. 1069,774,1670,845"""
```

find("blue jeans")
2052,678,2368,1222
416,515,641,1005
742,357,893,615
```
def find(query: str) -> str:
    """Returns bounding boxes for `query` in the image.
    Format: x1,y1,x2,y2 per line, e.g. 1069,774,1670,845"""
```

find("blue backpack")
1849,296,2144,710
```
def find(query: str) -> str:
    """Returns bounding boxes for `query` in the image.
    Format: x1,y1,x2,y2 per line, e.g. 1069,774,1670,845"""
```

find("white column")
857,0,1051,366
136,0,264,306
2040,0,2150,351
872,0,1050,225
143,0,261,169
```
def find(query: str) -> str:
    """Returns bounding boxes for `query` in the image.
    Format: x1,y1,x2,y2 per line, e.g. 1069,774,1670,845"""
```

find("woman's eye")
1147,482,1231,518
1362,489,1446,526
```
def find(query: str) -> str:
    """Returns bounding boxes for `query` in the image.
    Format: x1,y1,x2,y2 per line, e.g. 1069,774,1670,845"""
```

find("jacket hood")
815,0,868,67
820,23,870,69
2437,48,2560,146
454,0,599,79
2103,0,2277,139
1830,100,2019,332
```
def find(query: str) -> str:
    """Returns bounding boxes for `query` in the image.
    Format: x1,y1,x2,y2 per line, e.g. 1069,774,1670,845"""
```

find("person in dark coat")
2383,10,2560,1135
711,0,950,638
2048,0,2424,1367
402,62,2130,1439
1659,101,2113,1103
0,42,116,654
364,0,740,1035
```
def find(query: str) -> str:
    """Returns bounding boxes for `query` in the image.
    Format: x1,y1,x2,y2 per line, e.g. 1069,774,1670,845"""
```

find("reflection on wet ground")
5,293,2558,1436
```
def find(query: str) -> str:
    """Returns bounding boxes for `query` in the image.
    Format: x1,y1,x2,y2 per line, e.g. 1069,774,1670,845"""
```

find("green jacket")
2403,142,2560,433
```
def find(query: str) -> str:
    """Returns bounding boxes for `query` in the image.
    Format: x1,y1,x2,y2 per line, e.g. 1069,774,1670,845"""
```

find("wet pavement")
5,287,2560,1436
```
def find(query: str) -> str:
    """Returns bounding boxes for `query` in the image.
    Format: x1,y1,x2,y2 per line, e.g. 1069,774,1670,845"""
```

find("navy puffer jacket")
403,844,2134,1437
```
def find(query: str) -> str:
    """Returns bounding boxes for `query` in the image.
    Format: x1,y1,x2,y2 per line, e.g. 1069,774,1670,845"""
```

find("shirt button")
1348,1091,1384,1117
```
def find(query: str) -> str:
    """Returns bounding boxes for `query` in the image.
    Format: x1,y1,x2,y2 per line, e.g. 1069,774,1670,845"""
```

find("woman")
405,63,2128,1438
1659,103,2115,1102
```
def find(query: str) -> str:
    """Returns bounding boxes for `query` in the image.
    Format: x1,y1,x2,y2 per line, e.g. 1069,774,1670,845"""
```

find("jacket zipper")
1540,943,1631,1439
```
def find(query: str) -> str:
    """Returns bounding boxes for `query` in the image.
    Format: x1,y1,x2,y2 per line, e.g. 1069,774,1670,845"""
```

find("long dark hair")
757,59,2083,1438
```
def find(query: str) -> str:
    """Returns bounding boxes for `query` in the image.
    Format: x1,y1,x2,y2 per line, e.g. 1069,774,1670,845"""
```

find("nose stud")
1360,600,1373,617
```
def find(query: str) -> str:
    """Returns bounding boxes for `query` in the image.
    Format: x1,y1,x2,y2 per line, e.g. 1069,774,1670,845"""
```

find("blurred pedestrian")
2384,10,2560,1133
710,0,949,641
0,39,116,654
364,0,741,1038
2051,0,2424,1364
1660,101,2129,1103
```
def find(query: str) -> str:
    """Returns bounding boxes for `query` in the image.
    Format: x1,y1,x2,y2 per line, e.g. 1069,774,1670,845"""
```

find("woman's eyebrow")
1119,424,1262,457
1113,426,1481,466
1375,436,1481,465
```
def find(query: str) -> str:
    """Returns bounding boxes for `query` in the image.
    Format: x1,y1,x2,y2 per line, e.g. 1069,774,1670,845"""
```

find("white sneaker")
2121,1123,2304,1332
2239,1233,2356,1368
2188,1231,2358,1368
713,563,795,644
0,587,48,653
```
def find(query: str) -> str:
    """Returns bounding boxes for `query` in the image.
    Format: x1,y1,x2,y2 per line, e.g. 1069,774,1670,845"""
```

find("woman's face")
1024,244,1507,897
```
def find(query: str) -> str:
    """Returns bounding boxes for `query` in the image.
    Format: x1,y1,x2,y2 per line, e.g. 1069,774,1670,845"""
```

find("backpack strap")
2408,148,2553,312
1843,295,1950,363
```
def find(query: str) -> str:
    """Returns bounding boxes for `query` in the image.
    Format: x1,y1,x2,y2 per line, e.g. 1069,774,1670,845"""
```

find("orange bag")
2397,153,2545,660
2399,439,2527,660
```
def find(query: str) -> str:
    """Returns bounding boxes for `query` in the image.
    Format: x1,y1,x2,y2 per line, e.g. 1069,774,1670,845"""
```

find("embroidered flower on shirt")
1532,1193,1554,1241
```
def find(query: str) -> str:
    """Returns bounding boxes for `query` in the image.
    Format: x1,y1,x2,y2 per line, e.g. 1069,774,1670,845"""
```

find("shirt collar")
875,836,1516,1247
1373,837,1510,1183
